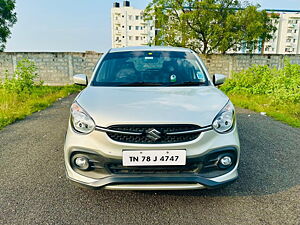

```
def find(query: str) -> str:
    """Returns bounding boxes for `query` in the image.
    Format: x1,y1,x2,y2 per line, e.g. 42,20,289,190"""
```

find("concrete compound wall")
0,52,102,85
200,54,300,77
1,51,300,85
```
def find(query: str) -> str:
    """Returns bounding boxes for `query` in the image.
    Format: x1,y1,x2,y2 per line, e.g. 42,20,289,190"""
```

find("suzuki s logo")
146,128,161,141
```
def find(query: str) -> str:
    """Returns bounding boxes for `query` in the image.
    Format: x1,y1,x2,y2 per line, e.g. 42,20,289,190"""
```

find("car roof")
109,46,193,53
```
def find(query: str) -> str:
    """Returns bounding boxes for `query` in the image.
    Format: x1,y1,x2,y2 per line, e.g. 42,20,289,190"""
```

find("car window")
92,51,208,86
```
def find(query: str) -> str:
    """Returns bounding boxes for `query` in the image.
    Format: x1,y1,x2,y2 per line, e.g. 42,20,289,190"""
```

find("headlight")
212,101,235,133
70,102,95,134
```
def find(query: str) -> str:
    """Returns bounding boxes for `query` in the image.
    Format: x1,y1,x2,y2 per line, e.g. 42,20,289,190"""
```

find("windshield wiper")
168,81,206,86
118,82,163,86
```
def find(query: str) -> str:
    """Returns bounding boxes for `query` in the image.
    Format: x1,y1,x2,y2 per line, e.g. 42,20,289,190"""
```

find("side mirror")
73,74,88,86
213,74,226,86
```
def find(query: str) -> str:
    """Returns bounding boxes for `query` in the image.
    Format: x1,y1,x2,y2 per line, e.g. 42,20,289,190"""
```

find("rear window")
92,51,208,87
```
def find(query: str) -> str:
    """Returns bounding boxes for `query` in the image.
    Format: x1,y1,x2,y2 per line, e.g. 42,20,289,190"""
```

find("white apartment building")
111,1,155,48
111,3,300,54
229,12,300,54
264,13,300,54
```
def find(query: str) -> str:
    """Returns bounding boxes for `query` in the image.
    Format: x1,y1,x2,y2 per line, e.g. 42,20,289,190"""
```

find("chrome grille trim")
95,125,212,135
95,126,143,136
165,126,213,135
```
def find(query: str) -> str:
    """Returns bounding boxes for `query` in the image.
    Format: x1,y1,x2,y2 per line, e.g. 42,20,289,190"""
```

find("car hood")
76,86,229,127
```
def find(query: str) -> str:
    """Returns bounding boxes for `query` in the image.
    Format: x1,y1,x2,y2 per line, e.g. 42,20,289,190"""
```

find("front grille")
107,162,202,174
106,124,202,144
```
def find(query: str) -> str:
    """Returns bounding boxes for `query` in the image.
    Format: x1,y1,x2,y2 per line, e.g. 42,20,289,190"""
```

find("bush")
221,59,300,103
3,58,41,95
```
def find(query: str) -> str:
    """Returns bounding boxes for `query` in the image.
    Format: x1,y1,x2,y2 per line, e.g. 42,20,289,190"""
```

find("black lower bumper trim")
67,172,238,190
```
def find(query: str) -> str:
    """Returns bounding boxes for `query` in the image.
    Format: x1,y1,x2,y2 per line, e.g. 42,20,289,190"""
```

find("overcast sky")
5,0,300,53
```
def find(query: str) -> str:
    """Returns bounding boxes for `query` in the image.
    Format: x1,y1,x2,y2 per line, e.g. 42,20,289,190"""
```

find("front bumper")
64,120,240,190
66,171,238,190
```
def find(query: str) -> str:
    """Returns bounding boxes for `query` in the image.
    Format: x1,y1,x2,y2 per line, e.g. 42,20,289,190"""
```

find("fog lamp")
74,157,90,170
218,156,232,169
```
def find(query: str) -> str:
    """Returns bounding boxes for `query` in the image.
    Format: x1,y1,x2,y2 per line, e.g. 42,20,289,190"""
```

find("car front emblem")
146,128,161,141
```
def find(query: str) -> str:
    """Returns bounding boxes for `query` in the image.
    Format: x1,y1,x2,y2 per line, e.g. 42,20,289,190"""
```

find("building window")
140,26,143,30
129,26,132,30
150,26,153,30
135,26,139,30
294,30,297,33
294,39,296,43
135,16,139,20
122,15,124,18
288,29,292,33
129,15,132,20
135,36,139,40
272,48,275,51
129,36,132,40
140,16,143,20
122,25,124,28
286,39,291,42
122,36,125,38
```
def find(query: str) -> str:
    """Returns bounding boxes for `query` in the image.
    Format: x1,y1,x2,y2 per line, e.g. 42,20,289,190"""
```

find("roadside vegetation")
0,58,81,130
221,60,300,127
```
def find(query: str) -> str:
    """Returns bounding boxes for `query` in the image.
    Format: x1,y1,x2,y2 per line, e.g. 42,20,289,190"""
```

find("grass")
0,85,82,130
220,61,300,128
227,93,300,128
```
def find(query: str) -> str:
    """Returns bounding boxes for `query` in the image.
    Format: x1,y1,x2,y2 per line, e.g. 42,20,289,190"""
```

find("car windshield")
92,51,209,87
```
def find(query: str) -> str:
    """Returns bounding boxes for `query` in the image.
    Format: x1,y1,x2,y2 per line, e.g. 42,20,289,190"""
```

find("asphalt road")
0,94,299,225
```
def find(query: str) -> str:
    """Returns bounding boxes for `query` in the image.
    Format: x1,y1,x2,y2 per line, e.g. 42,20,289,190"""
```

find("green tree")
145,0,277,54
0,0,17,51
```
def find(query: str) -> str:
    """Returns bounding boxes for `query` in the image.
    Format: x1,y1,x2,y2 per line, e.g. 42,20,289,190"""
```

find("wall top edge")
199,53,300,56
0,52,299,56
1,51,103,54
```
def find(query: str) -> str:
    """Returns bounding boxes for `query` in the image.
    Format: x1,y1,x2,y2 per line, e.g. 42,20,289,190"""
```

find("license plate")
122,150,186,166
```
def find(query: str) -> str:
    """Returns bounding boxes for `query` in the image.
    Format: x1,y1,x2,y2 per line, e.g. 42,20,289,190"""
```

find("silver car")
64,46,240,190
